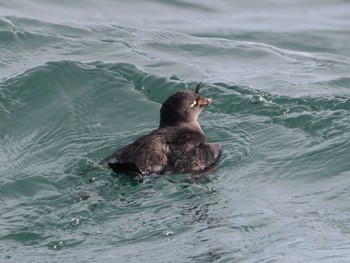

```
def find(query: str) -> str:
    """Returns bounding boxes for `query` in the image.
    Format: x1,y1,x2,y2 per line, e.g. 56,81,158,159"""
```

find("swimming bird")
99,82,222,177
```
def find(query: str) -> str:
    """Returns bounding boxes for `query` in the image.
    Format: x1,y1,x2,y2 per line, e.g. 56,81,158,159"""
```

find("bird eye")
190,100,197,107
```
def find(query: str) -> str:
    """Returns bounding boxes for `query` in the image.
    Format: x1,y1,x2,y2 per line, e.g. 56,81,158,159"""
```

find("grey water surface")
1,1,350,262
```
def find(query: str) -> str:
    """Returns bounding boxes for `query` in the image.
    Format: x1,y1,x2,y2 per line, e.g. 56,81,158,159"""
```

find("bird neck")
159,120,203,134
159,103,186,127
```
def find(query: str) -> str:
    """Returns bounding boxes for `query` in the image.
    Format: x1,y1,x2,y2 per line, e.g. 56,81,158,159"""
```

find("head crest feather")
195,81,205,94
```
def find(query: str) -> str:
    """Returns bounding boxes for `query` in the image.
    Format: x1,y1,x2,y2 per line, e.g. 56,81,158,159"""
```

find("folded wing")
173,142,223,173
99,132,168,175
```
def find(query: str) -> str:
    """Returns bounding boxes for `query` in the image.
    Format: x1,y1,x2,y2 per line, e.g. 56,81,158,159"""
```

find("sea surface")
1,1,350,262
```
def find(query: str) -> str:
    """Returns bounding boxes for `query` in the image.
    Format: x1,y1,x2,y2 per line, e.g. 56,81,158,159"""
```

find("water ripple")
1,5,350,260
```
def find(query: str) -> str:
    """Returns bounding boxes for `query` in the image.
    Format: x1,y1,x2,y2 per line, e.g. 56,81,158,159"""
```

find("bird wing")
99,132,168,175
173,142,222,173
166,131,222,173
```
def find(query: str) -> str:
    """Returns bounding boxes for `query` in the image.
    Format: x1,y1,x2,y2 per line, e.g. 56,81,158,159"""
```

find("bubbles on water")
50,240,64,250
249,94,264,104
249,94,273,105
89,177,98,183
70,218,80,226
163,230,174,236
283,108,290,115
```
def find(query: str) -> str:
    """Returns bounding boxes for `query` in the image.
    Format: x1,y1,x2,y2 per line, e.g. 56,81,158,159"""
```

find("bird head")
159,82,212,127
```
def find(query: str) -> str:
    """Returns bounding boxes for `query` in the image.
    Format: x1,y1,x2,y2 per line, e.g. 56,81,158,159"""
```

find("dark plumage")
99,83,222,176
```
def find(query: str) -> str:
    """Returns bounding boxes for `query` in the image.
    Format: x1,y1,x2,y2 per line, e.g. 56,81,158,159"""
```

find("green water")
1,1,350,262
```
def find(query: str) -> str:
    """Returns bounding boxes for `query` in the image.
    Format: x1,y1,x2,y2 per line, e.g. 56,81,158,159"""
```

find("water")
1,0,350,262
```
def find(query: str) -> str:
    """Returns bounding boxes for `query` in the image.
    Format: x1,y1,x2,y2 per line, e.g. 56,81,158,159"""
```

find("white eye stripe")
190,100,197,107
